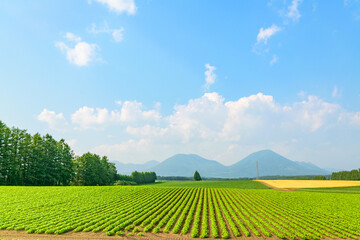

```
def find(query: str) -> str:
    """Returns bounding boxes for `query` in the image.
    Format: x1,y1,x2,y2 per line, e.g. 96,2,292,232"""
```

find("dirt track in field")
0,230,278,240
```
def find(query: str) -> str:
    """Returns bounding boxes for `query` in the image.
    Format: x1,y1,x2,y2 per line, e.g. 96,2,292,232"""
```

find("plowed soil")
0,230,278,240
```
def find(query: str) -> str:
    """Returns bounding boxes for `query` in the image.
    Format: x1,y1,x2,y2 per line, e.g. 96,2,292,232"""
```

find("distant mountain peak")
114,150,329,178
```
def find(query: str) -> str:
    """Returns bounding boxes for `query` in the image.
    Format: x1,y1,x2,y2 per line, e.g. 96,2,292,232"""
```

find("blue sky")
1,0,360,169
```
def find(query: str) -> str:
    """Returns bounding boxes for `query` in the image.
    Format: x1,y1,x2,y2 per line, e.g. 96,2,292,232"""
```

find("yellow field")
257,180,360,189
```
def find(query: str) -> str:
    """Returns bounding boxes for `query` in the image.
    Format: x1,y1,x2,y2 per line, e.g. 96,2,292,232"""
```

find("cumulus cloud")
203,64,216,91
350,112,360,125
112,28,124,42
168,92,227,142
332,86,341,98
71,101,161,129
55,32,99,66
253,25,281,54
94,0,137,14
292,96,340,131
70,92,351,137
270,54,278,65
46,91,360,167
256,25,281,44
65,32,81,42
89,23,124,42
65,139,77,148
71,106,110,129
37,109,68,130
91,139,166,163
286,0,303,22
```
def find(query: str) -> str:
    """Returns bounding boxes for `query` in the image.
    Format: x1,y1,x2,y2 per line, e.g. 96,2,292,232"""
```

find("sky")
1,0,360,170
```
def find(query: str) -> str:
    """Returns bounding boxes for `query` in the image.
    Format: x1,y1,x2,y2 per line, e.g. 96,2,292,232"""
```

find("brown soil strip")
0,229,285,239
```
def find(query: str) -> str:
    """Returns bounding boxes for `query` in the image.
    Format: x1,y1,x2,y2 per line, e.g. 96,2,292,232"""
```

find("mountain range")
112,149,330,178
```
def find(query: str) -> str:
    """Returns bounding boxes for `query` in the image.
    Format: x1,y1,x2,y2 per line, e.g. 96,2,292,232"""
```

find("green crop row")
0,185,360,239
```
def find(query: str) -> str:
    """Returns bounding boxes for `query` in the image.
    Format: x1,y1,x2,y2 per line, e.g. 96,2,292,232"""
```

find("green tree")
72,152,116,186
0,121,11,185
313,175,326,180
194,170,201,181
57,139,73,186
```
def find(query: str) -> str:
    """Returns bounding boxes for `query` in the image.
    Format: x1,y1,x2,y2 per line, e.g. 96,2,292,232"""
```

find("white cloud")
332,86,341,98
89,23,125,42
37,109,68,130
112,27,124,42
286,0,303,21
56,33,99,66
70,93,348,138
292,96,340,131
298,91,307,98
95,0,137,14
65,32,81,42
55,91,360,167
350,112,360,125
270,54,278,65
71,101,161,129
71,107,110,129
203,64,216,91
126,125,168,137
65,139,77,148
256,24,281,44
167,92,227,142
118,100,161,123
91,139,165,163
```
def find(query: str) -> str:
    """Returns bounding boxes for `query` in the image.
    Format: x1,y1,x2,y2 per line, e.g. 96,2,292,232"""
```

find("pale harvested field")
256,180,360,189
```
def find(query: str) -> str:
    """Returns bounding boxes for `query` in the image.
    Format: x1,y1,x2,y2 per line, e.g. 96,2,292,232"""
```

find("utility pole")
256,161,259,180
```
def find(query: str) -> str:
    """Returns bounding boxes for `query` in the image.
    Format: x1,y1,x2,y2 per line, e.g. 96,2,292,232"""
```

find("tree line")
331,169,360,180
0,121,73,186
116,171,157,185
0,121,152,186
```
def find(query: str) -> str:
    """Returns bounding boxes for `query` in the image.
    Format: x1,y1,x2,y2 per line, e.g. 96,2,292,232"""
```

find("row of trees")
0,121,118,186
0,121,73,186
73,153,117,186
332,169,360,180
117,171,157,185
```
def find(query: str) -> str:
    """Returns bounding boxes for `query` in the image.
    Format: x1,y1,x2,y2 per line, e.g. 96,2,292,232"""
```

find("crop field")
257,180,360,189
1,183,360,240
296,186,360,194
154,180,270,189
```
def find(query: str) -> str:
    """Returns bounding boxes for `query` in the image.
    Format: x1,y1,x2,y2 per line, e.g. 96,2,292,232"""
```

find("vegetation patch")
1,185,360,239
154,180,270,189
257,180,360,189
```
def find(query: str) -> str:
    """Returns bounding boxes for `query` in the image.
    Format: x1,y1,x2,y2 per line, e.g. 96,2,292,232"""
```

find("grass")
296,186,360,194
152,180,270,189
257,180,360,189
1,182,360,239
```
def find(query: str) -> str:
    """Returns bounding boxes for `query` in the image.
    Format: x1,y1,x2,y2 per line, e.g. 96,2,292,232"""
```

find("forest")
0,120,155,186
331,169,360,180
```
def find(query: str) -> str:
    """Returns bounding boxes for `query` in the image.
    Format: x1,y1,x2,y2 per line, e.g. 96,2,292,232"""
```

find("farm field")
1,183,360,240
296,186,360,194
153,180,269,189
257,180,360,189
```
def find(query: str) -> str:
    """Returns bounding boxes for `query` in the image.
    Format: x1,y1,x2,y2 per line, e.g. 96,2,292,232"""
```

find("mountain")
324,168,343,173
150,154,228,178
113,150,330,178
227,150,330,178
112,160,159,175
